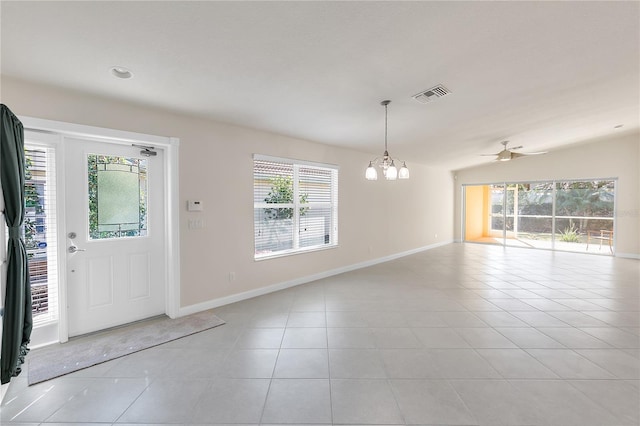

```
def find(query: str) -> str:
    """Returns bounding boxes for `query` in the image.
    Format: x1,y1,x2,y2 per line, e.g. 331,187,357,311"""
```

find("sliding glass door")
503,183,554,249
464,179,616,255
554,180,615,253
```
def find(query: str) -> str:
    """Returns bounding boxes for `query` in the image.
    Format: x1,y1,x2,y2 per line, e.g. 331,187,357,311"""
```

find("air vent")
412,84,451,104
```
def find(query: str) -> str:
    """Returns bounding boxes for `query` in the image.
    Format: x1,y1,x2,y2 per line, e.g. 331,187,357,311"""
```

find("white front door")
65,137,166,337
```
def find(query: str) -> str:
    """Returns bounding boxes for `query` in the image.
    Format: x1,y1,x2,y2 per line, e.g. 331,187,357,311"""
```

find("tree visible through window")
254,156,338,259
263,176,308,220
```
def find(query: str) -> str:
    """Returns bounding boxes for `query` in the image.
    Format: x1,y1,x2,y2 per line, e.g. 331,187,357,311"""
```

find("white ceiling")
2,1,638,170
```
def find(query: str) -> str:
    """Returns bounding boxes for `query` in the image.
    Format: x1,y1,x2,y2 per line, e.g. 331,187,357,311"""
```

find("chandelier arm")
370,156,398,167
376,155,406,163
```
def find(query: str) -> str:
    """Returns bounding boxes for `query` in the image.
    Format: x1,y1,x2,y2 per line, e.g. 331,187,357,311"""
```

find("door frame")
21,116,180,344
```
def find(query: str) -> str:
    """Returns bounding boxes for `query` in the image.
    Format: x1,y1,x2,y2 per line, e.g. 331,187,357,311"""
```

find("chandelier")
365,100,409,181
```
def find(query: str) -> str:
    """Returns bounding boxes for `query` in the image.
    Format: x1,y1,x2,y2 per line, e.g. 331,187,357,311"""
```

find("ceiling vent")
412,84,451,104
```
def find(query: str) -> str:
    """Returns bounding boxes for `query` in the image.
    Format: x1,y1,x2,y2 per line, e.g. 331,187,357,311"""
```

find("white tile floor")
2,243,639,425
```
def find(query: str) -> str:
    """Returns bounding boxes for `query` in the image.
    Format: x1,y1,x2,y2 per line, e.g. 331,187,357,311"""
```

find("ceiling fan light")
365,162,378,180
497,151,511,161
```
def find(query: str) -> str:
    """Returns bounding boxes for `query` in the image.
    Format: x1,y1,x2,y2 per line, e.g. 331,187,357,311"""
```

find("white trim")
461,177,619,186
616,252,640,260
21,117,172,147
253,153,339,170
178,240,453,317
55,136,69,342
254,243,338,261
165,138,181,318
459,184,465,243
19,117,181,339
28,322,59,349
612,179,618,255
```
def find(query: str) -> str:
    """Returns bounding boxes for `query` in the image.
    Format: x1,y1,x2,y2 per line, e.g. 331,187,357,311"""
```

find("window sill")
255,243,339,261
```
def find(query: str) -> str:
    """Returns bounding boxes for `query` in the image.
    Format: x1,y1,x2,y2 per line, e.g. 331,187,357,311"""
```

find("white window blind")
254,155,338,259
24,145,59,326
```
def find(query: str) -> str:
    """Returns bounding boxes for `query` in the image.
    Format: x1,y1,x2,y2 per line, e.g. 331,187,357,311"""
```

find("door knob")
68,245,86,253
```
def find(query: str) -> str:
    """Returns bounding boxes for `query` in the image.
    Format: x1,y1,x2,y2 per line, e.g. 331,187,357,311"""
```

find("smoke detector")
412,84,451,104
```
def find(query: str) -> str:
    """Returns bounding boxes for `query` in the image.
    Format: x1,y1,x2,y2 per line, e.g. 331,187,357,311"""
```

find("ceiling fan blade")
479,143,546,160
512,151,548,158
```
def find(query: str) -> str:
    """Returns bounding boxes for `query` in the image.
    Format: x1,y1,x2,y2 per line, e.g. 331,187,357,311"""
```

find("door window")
88,154,148,239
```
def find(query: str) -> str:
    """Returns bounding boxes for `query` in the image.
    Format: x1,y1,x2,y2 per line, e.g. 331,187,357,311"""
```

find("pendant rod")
385,103,388,152
381,100,391,154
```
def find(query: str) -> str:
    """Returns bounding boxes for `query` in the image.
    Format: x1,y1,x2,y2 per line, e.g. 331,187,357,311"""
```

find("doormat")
27,310,225,385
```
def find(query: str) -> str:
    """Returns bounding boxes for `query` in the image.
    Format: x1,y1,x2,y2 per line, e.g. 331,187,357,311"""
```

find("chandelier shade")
398,161,410,179
365,161,378,180
365,100,409,181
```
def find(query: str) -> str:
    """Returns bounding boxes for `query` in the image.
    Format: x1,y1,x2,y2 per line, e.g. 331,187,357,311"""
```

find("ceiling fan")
482,140,547,162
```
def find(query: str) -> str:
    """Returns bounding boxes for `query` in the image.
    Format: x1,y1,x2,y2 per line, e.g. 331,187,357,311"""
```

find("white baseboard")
616,252,640,260
28,321,60,350
178,240,453,317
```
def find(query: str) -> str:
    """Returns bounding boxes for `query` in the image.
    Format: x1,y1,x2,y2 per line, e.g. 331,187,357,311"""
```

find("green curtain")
0,104,32,384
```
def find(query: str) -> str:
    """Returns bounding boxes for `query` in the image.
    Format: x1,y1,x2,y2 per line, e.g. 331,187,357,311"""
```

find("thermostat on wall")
187,200,203,212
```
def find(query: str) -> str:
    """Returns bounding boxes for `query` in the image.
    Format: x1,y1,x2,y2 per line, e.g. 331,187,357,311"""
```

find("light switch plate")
187,200,203,212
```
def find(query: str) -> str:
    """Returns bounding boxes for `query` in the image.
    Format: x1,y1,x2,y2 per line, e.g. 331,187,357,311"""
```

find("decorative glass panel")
88,154,147,239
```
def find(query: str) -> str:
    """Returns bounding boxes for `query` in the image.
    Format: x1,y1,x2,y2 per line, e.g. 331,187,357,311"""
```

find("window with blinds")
24,146,59,325
254,155,338,259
